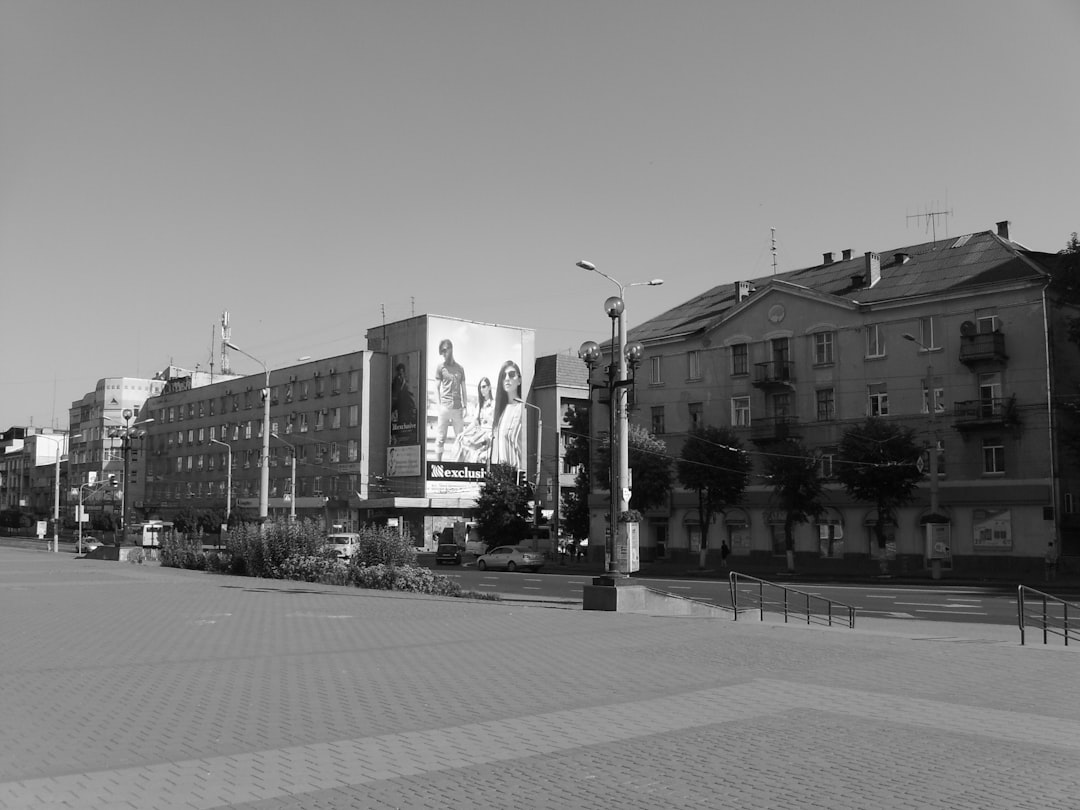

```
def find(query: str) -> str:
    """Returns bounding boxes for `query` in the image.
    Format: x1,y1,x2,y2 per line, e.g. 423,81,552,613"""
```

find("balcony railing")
959,331,1007,365
953,396,1020,431
750,416,799,443
752,361,794,388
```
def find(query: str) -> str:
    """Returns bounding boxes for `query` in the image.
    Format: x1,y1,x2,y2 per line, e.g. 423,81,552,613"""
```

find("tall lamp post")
902,333,949,578
271,433,298,520
225,341,271,521
36,434,68,553
111,410,155,542
576,260,662,574
210,438,233,524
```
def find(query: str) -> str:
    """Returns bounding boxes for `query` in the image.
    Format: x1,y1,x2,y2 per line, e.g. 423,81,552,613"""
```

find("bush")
224,517,327,578
352,524,419,567
348,563,461,596
160,532,208,570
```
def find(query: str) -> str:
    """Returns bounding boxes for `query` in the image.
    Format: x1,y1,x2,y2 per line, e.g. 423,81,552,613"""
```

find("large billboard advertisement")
425,317,533,496
387,350,423,478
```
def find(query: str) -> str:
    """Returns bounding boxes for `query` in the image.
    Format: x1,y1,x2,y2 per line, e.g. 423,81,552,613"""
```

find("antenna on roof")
771,227,778,275
906,204,953,244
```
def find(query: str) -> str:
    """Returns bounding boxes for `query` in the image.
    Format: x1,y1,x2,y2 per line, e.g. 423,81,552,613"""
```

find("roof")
629,230,1050,345
532,353,590,390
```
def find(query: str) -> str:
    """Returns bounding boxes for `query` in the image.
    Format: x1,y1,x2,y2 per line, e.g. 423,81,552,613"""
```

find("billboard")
425,317,533,495
390,350,420,447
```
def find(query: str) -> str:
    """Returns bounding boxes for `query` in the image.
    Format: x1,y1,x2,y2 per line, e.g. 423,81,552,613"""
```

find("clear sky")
3,0,1077,431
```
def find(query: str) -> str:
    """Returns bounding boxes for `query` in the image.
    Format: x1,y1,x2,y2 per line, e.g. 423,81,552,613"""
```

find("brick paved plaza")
0,546,1076,809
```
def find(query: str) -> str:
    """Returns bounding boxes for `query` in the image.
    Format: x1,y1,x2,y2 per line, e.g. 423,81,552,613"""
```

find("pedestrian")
720,541,730,568
577,542,586,562
1045,540,1059,582
569,539,579,563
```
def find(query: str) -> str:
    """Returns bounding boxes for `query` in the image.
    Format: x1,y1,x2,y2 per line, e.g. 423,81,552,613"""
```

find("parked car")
326,533,361,560
476,545,545,573
464,538,487,556
435,543,462,566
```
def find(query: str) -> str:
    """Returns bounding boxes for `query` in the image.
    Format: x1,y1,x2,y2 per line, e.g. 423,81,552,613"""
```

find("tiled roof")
533,353,590,389
629,230,1049,344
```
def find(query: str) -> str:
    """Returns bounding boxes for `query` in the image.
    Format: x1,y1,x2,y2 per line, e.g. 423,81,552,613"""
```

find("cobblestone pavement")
0,546,1076,809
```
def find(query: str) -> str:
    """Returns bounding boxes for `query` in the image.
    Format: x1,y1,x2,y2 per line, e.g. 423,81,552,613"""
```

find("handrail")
1017,585,1076,646
728,572,857,629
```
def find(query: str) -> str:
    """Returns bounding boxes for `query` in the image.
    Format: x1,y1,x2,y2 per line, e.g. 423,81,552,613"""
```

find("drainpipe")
1042,285,1061,551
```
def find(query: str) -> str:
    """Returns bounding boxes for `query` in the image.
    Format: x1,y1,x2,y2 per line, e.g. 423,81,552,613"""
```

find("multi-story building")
588,221,1080,575
0,428,70,523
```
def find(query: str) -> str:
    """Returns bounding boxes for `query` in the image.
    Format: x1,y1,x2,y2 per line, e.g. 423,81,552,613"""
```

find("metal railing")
728,572,856,629
1017,585,1076,646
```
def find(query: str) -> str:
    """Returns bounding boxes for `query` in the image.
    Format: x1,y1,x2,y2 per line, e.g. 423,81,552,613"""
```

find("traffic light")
108,474,119,490
516,469,527,487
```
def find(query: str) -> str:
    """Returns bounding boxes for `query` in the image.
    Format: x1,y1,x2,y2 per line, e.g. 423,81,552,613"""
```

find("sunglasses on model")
505,369,520,380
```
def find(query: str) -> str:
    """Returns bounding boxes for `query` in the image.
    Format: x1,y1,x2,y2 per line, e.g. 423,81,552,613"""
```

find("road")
429,561,1025,626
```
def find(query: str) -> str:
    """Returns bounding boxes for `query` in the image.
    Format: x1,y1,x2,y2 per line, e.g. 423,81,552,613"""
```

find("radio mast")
221,311,232,375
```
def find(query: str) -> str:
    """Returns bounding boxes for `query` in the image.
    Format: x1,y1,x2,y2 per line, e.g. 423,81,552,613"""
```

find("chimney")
823,252,836,265
735,280,754,303
864,251,881,287
996,220,1011,240
842,249,853,261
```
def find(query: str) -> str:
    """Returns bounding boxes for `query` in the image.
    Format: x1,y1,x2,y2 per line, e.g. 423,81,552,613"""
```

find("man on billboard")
433,338,467,461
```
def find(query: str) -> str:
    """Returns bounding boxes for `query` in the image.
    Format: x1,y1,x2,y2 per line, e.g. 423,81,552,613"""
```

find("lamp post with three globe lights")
575,260,663,575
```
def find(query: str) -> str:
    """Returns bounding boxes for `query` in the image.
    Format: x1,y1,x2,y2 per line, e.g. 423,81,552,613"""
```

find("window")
866,325,885,358
770,392,791,419
650,355,663,384
919,316,939,349
331,407,341,429
300,381,310,400
285,382,294,403
347,439,359,461
921,383,945,414
688,402,703,431
330,442,340,463
299,413,309,433
348,370,360,392
976,308,999,334
316,377,326,397
348,405,359,427
651,406,666,435
868,383,889,416
244,422,252,440
979,372,1002,417
816,388,836,421
315,410,325,431
731,396,751,427
687,350,701,380
983,437,1004,474
814,332,835,365
731,343,748,375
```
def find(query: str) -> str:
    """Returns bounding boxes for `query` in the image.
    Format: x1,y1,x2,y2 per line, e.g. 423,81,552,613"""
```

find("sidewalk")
0,545,1077,809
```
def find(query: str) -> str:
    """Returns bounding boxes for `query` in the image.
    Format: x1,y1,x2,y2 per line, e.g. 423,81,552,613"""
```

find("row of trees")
558,412,927,572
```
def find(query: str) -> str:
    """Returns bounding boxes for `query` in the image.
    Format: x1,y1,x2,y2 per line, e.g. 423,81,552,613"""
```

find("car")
435,543,462,565
464,538,487,556
78,536,103,554
326,533,361,560
476,545,545,573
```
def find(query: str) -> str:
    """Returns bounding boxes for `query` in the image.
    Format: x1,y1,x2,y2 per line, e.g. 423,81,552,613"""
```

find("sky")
3,0,1078,431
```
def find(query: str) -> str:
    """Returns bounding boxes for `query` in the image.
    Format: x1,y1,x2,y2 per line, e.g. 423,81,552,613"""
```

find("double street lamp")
209,438,233,524
107,409,154,540
35,433,68,554
576,260,662,574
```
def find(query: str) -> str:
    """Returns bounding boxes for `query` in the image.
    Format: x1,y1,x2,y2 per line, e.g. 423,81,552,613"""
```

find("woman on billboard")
491,360,524,470
452,377,495,463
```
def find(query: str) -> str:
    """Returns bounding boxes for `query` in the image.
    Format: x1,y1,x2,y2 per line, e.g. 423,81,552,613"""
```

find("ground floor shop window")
769,523,786,556
818,521,844,558
864,515,897,560
728,523,750,555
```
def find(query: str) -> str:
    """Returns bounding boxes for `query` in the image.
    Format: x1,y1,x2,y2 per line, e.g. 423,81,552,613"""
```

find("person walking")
1045,539,1059,582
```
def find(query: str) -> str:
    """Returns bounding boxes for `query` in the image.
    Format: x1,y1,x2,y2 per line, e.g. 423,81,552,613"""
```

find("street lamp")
271,433,298,520
210,438,233,524
902,333,949,578
520,400,543,529
576,259,660,575
112,410,154,541
35,434,68,553
225,341,271,521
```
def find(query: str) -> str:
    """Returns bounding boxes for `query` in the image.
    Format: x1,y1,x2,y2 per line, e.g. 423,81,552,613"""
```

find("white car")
326,533,360,560
476,545,545,573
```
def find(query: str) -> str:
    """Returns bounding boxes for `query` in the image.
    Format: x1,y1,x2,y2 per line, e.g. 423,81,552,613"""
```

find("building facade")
586,222,1080,574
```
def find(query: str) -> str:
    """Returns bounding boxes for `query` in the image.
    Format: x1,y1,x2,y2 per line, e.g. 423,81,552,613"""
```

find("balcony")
959,331,1007,367
752,361,794,390
751,416,800,445
953,396,1020,433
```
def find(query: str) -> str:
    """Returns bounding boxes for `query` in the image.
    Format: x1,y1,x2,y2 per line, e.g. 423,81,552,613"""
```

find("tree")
835,418,924,573
596,423,674,512
764,439,826,572
474,463,531,548
559,404,591,541
677,427,752,569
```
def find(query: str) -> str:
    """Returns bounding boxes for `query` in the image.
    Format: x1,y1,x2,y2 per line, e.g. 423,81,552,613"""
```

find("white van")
326,533,361,560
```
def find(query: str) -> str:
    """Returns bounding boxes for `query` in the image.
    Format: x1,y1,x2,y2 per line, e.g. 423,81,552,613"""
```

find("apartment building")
592,221,1080,575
